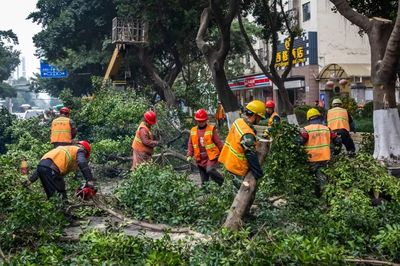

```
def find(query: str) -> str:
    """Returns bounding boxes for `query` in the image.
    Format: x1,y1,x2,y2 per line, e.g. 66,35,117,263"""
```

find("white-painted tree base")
226,111,240,129
373,108,400,162
287,114,299,126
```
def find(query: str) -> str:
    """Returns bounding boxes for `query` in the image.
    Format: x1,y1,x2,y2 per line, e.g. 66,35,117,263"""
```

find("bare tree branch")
329,0,371,32
138,47,177,107
238,11,273,80
196,7,212,55
279,0,295,79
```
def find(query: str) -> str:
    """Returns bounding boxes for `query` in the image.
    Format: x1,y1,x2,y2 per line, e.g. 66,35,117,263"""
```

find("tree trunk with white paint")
196,2,241,125
224,139,270,230
329,0,400,163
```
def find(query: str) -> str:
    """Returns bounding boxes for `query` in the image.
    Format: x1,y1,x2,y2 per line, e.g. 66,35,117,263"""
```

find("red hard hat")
144,111,157,125
78,140,91,158
194,109,208,121
265,100,275,109
59,107,70,115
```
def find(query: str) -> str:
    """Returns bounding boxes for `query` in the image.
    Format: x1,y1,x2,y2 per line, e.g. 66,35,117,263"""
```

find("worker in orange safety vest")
22,141,94,200
187,109,224,186
327,98,356,156
300,108,340,196
218,100,265,188
215,101,226,127
131,111,159,170
50,107,77,147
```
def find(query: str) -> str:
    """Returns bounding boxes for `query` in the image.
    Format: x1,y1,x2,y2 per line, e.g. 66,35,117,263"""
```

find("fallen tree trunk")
92,199,205,238
224,139,271,230
345,258,400,266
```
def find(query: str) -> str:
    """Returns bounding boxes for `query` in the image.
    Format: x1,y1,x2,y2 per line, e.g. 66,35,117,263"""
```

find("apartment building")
229,0,373,108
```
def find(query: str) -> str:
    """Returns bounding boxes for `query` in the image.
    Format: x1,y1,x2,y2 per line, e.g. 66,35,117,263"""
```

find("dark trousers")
36,166,67,199
198,165,224,186
335,129,356,152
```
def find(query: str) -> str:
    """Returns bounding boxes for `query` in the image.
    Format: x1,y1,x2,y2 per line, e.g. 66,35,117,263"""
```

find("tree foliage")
0,30,20,98
28,0,117,96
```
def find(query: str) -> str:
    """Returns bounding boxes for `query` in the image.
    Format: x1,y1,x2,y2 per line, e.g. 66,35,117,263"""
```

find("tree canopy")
28,0,117,96
0,30,20,98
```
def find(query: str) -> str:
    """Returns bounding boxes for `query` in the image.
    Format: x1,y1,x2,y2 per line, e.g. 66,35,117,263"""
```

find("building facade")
229,0,374,109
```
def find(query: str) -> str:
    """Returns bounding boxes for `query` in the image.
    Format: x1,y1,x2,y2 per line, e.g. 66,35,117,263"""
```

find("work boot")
347,151,356,157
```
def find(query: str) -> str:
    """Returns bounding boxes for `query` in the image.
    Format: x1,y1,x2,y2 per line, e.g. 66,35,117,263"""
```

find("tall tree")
0,30,20,98
115,0,205,107
329,0,400,162
238,0,301,118
196,0,241,122
29,0,117,96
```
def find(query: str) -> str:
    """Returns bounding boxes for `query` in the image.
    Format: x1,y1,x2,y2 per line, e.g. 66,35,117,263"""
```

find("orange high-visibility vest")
190,125,220,161
132,122,154,154
42,145,79,175
215,105,226,120
50,117,72,144
327,107,350,131
304,124,331,162
218,118,256,176
267,112,279,127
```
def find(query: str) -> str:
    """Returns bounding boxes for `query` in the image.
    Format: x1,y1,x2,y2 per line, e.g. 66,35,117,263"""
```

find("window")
302,2,311,22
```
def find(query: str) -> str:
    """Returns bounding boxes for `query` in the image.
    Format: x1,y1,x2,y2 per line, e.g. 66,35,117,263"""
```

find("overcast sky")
0,0,41,79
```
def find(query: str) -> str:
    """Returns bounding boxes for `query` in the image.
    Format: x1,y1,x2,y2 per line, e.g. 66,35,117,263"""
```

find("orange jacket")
51,117,72,144
41,145,79,175
327,107,350,131
304,124,331,162
190,125,220,161
218,118,256,176
215,104,226,120
132,122,155,154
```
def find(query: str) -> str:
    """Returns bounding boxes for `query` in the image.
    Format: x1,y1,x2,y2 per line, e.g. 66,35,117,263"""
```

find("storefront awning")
317,63,371,80
228,74,272,91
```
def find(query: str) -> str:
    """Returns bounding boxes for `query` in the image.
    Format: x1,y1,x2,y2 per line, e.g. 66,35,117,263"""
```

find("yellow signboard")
275,38,305,68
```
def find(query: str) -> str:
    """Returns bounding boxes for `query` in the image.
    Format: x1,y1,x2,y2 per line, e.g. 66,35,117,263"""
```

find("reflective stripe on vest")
41,145,79,175
304,124,331,162
190,125,220,161
50,117,72,144
132,122,154,154
327,107,350,131
267,112,279,127
218,118,255,176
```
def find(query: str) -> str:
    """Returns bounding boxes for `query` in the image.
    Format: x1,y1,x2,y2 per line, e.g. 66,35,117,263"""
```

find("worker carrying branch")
187,109,224,186
219,100,265,188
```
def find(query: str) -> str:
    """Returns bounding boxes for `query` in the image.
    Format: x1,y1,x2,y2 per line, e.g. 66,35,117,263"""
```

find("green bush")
116,164,234,231
373,224,400,261
361,101,373,118
354,117,373,133
259,122,316,207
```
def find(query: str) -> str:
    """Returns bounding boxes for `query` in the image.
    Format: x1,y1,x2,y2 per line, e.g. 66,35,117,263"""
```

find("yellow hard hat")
307,108,321,120
246,100,266,118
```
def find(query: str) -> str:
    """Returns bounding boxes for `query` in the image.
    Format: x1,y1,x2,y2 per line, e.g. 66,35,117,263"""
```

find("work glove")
186,156,194,163
22,179,32,188
262,128,273,139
